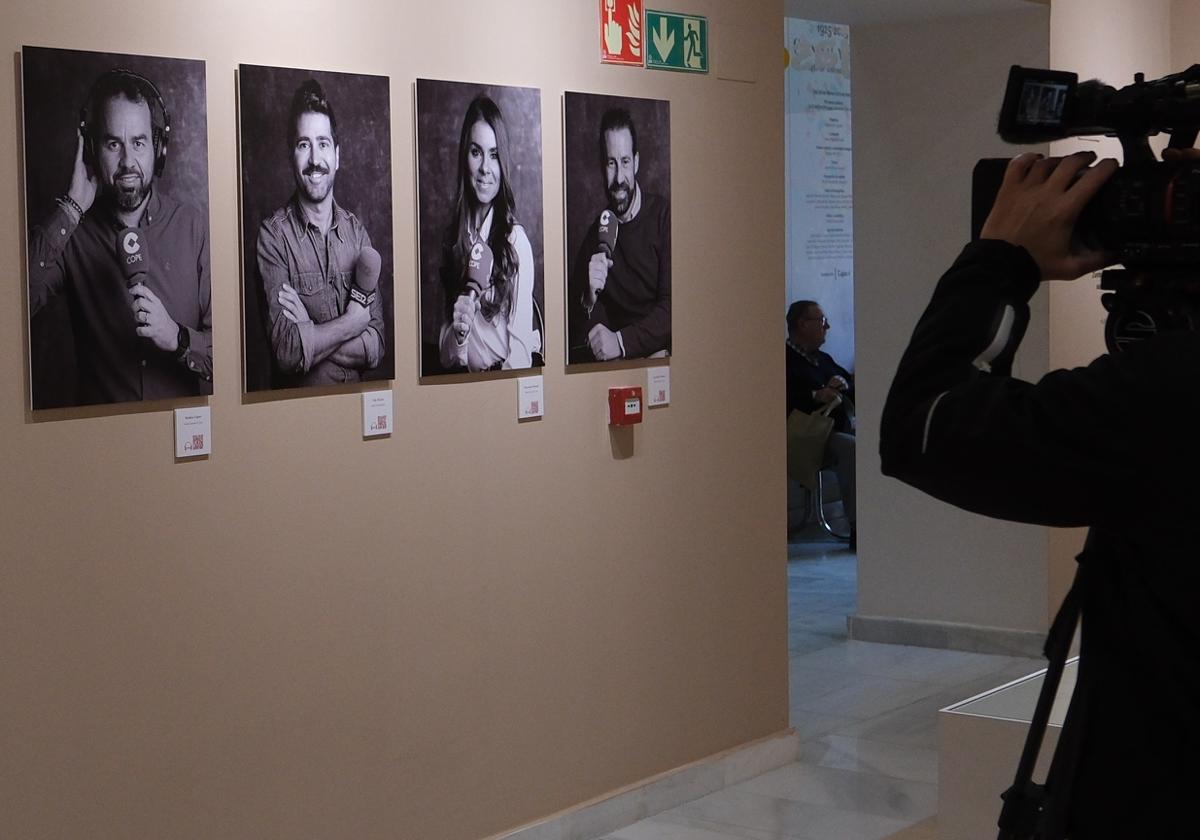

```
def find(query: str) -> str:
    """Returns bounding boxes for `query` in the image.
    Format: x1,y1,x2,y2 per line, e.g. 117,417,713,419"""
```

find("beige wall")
1172,0,1200,60
0,2,786,838
853,6,1052,634
1045,0,1173,618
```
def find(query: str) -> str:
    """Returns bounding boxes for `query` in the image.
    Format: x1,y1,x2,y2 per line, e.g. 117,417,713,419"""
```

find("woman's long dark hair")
442,95,519,321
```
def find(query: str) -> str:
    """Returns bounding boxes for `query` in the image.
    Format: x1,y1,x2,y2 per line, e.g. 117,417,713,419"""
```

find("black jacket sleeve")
880,240,1195,527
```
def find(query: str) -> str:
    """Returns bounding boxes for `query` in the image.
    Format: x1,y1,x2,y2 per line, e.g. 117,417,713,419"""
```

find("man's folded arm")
258,222,310,374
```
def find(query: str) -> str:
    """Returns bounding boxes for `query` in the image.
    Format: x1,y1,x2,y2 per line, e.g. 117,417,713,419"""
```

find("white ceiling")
783,0,1047,27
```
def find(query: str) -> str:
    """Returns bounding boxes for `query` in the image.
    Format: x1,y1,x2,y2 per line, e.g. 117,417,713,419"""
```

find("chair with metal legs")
786,406,851,541
789,469,851,540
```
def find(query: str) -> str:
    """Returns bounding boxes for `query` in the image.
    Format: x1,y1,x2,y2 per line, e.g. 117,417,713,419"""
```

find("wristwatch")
175,323,190,360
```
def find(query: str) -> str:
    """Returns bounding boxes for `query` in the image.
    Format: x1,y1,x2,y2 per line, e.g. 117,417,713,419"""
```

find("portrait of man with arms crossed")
23,48,212,409
566,95,671,364
252,78,387,389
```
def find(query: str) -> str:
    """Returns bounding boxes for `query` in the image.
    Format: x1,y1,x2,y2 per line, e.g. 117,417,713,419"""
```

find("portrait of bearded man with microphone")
252,77,387,390
24,51,212,409
566,99,671,364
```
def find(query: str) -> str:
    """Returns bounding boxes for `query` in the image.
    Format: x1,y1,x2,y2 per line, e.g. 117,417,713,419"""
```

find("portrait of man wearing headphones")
24,48,212,409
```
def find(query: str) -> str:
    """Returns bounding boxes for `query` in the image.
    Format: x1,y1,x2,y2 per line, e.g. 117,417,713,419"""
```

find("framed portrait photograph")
21,46,211,409
563,92,671,365
238,64,394,392
415,78,545,377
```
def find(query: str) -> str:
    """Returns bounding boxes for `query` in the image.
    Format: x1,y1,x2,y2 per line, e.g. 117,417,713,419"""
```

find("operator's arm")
880,240,1200,525
879,151,1168,527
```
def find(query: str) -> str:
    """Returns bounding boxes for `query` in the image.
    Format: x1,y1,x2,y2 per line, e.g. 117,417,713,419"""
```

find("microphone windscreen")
117,227,148,288
596,210,619,257
355,246,382,293
467,241,494,292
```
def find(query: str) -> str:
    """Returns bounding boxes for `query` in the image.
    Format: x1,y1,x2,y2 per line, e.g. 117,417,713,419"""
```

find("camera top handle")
998,64,1200,165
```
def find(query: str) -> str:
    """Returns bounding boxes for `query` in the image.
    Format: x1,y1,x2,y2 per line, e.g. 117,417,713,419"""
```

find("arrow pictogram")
652,16,675,62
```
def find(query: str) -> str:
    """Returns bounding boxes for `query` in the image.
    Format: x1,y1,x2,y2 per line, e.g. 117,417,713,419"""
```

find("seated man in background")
786,299,855,536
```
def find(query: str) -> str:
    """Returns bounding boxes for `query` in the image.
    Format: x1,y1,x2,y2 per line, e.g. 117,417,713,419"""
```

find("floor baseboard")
486,728,801,840
848,613,1045,658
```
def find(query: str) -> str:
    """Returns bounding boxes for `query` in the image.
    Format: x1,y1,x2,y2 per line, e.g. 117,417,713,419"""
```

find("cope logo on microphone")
600,210,612,226
122,230,144,267
468,242,489,277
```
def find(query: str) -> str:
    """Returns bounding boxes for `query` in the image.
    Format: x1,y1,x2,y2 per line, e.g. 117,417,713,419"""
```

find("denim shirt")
28,190,213,405
256,195,384,386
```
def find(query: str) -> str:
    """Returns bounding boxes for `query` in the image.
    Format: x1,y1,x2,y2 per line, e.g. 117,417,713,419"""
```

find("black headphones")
79,68,171,178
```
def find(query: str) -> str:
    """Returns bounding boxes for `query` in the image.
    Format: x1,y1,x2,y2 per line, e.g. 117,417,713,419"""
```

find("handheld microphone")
466,240,494,292
117,227,147,289
596,209,619,258
349,246,381,308
456,241,494,341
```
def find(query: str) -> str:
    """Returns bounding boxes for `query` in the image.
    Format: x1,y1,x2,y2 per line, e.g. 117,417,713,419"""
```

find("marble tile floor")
601,540,1043,840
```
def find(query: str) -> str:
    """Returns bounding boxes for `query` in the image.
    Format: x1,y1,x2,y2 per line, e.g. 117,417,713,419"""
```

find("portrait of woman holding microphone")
416,81,545,377
438,94,538,371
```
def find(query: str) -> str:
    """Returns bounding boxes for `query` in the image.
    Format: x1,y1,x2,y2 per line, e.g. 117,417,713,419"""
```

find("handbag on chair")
786,399,838,491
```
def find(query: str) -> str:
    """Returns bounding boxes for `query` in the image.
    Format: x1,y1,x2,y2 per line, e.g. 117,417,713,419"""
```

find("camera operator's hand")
1162,147,1200,163
980,151,1118,281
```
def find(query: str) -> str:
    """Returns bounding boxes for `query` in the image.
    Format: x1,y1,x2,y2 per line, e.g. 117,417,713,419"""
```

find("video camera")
973,65,1200,353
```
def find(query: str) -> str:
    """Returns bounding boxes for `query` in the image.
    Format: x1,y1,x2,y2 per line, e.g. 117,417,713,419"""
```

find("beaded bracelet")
58,194,84,217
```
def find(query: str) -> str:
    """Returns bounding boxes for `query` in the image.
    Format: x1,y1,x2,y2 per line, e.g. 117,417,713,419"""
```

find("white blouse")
439,207,539,372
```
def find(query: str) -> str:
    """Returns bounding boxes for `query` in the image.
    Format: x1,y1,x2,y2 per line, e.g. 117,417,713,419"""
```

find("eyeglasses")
802,316,830,328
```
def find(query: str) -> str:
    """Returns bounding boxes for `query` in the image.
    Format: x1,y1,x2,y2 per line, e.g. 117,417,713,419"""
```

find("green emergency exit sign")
645,11,708,73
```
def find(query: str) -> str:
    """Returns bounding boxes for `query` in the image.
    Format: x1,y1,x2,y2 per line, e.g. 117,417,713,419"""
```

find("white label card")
362,391,394,437
647,366,671,406
174,407,212,458
518,376,544,419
